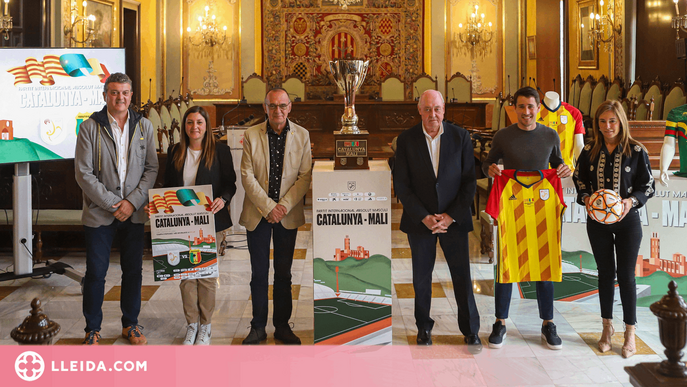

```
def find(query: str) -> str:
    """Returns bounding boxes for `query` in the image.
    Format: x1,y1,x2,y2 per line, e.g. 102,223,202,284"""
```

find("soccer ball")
588,189,624,224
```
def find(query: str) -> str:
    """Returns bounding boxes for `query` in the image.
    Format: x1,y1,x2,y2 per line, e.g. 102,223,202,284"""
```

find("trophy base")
334,131,369,170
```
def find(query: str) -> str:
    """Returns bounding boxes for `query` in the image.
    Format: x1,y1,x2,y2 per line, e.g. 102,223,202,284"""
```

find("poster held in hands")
148,184,218,282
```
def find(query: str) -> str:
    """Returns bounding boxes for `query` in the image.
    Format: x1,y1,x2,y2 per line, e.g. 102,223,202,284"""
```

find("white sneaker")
195,323,211,345
183,323,198,345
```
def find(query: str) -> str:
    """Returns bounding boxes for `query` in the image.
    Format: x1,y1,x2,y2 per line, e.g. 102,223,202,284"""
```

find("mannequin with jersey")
659,104,687,186
537,91,585,166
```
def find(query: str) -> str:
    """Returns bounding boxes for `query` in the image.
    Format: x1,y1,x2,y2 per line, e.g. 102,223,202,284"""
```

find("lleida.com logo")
15,351,45,382
15,350,148,382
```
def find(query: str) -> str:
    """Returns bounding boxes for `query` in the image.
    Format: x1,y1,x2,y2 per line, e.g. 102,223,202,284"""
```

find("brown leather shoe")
83,331,101,345
122,325,147,345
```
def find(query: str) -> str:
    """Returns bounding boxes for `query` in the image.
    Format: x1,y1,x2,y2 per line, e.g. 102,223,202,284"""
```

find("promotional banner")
0,48,125,165
312,160,392,345
148,185,218,282
515,174,687,305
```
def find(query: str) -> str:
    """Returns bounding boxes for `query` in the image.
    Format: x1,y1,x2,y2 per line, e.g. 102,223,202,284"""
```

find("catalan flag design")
537,102,583,170
330,31,356,59
150,189,214,214
164,190,182,206
6,53,110,86
485,169,566,284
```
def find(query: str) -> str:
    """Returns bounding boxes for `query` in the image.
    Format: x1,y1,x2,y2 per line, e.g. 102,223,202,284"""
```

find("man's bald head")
418,90,445,108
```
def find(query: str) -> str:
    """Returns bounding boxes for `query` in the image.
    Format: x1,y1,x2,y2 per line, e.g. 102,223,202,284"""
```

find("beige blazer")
239,119,312,231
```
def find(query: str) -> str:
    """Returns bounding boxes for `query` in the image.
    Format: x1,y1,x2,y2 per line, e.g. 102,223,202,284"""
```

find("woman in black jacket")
165,106,236,345
573,100,654,358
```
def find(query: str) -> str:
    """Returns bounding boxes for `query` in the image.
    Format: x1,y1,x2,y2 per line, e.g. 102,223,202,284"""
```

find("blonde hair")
173,106,216,171
588,100,646,162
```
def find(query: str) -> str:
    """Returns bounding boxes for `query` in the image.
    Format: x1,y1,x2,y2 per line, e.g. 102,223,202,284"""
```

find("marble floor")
0,202,668,387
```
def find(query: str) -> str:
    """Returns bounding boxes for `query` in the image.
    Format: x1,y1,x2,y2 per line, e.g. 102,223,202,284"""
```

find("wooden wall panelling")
536,0,560,94
636,0,685,85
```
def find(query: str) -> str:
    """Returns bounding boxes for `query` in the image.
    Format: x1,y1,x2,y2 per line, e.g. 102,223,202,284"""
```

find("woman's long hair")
173,106,216,171
588,100,646,162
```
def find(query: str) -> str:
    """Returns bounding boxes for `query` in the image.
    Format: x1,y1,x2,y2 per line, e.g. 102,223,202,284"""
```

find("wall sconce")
64,0,96,47
1,0,13,40
452,2,493,59
187,5,227,48
583,0,621,52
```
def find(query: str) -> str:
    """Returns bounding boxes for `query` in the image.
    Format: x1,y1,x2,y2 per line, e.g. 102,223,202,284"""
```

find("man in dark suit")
394,90,481,351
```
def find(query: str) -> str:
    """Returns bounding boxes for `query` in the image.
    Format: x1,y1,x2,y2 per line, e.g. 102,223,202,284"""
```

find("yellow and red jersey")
537,102,584,170
486,169,566,284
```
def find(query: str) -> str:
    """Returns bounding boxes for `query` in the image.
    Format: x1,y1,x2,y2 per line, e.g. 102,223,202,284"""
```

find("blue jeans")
246,219,298,328
83,219,144,332
494,281,554,321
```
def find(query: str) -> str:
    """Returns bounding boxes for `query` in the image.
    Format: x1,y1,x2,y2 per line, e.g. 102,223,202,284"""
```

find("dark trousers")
407,228,480,336
587,210,642,325
83,219,144,333
494,281,554,320
246,218,298,328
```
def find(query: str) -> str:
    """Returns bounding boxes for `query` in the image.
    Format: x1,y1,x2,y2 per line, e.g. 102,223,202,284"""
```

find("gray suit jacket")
239,119,312,231
74,107,159,227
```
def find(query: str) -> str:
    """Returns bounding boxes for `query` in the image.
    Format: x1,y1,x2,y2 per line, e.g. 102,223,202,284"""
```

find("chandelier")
583,0,621,52
64,0,96,47
187,5,227,48
334,0,362,10
673,0,687,39
1,0,12,40
454,3,493,58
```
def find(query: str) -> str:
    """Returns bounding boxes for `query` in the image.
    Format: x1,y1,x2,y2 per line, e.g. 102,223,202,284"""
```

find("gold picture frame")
527,36,536,60
578,0,598,69
87,0,114,47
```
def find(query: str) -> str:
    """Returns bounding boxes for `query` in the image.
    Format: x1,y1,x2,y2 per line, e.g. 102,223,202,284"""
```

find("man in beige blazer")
240,88,312,345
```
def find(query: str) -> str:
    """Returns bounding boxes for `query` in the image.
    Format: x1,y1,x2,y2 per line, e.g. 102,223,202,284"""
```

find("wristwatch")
629,196,638,208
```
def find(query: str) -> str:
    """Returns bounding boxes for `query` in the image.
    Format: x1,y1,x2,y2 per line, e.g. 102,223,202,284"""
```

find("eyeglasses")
267,103,290,111
107,90,132,97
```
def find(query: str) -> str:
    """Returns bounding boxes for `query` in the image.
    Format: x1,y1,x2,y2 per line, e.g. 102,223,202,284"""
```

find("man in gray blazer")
240,88,312,345
74,73,158,345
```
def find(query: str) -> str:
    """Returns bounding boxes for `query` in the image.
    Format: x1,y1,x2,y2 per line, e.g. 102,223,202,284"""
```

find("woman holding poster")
162,106,236,345
573,100,654,358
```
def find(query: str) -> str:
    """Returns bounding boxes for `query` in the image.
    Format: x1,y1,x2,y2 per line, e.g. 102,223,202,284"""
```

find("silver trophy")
329,60,370,134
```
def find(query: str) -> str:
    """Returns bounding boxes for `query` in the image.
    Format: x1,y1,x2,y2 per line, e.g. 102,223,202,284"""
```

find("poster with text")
0,48,125,164
149,184,218,282
312,161,392,345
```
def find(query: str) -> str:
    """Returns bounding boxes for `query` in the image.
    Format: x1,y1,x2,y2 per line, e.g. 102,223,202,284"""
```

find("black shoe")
488,321,507,349
541,322,563,350
242,326,267,345
274,324,301,345
464,334,483,354
416,329,432,345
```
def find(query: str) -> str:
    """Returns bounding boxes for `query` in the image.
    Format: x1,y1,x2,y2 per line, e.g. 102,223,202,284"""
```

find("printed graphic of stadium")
521,233,685,307
313,235,391,345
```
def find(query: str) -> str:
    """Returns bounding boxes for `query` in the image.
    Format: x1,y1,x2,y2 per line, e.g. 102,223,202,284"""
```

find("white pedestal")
312,160,392,345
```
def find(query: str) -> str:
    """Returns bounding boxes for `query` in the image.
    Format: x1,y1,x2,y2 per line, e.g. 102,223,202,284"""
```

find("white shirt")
422,122,444,177
183,148,202,186
107,111,129,195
